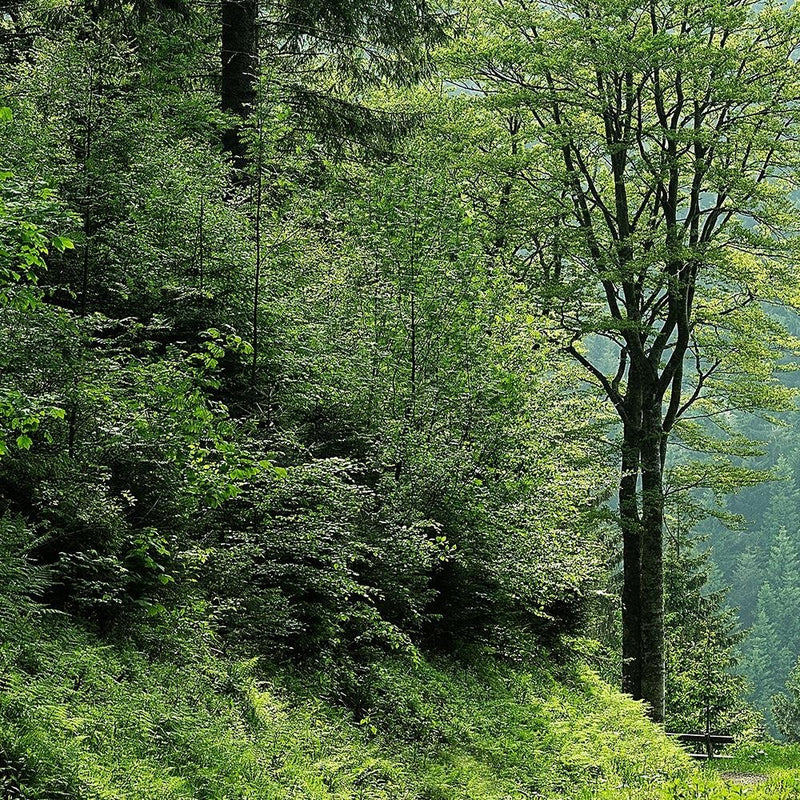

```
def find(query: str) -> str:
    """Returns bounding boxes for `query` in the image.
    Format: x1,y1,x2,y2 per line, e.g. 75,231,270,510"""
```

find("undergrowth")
586,742,800,799
0,612,691,800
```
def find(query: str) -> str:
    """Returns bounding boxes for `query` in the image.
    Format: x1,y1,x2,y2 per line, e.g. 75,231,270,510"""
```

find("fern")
0,516,52,628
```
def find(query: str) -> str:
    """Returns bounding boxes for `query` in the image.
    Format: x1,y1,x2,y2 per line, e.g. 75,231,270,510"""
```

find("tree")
446,0,800,720
773,657,800,741
219,0,445,170
663,520,753,735
741,528,800,728
0,106,75,456
221,0,257,170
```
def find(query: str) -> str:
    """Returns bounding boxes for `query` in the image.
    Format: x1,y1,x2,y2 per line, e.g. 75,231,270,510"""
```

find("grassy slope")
0,615,693,800
589,743,800,800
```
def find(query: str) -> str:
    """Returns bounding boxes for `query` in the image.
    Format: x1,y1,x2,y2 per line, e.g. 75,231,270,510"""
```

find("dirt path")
720,772,767,785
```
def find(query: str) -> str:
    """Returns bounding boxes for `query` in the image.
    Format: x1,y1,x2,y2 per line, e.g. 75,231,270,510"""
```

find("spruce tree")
664,520,752,734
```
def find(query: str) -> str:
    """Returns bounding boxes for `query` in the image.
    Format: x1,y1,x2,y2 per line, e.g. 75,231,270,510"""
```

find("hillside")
9,612,800,799
0,613,690,800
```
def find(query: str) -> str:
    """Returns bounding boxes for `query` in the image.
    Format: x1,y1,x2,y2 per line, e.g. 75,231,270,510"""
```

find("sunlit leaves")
443,0,800,420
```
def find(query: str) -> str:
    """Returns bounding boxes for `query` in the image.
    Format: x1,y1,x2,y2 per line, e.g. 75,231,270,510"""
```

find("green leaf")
15,434,32,450
51,236,75,252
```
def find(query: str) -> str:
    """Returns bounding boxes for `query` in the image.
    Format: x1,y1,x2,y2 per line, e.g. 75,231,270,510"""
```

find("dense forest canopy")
0,0,615,682
3,0,800,796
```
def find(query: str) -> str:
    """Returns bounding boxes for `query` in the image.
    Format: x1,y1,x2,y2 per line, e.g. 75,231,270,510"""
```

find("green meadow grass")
585,741,800,800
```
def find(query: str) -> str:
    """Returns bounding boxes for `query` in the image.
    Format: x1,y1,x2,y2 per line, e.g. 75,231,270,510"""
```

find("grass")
585,742,800,799
0,612,694,799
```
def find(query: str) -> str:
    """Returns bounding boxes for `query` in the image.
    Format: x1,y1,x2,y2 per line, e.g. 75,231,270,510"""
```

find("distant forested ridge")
711,405,800,733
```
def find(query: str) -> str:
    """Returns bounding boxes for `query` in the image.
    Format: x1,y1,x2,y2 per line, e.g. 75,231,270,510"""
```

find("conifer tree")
732,548,764,630
664,526,751,734
741,529,800,727
218,0,445,168
744,602,784,723
774,659,800,741
221,0,257,171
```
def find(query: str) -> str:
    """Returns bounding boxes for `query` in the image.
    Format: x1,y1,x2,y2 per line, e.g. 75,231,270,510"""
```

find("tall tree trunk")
251,117,263,389
619,376,666,723
221,0,257,172
639,399,666,722
620,423,642,700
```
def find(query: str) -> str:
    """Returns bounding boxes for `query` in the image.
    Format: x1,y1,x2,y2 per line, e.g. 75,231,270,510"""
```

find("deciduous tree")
446,0,800,720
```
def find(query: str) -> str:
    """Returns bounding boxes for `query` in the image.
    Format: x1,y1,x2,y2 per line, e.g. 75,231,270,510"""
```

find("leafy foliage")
773,660,800,743
0,0,794,791
0,613,690,800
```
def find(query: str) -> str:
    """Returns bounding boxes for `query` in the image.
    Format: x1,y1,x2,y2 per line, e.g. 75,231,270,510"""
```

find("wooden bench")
668,732,735,759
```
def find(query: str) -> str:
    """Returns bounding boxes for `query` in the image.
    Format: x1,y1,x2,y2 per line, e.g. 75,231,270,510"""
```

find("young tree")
664,521,752,735
774,657,800,741
446,0,800,719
